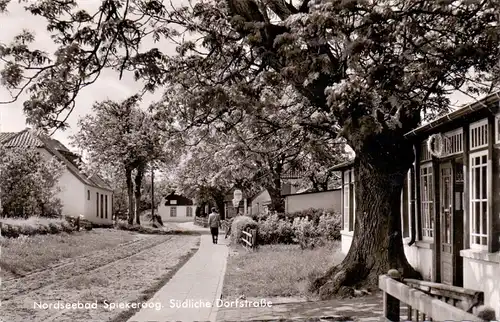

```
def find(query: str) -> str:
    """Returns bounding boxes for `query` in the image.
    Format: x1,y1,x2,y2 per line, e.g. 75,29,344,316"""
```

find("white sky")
0,1,481,151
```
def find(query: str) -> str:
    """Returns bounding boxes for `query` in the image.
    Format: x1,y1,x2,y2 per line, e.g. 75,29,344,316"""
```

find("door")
440,162,454,285
439,160,464,286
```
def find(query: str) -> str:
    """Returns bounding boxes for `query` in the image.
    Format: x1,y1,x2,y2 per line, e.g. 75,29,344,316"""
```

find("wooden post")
463,124,470,250
487,114,498,253
432,157,441,283
151,167,155,220
383,290,400,321
252,228,257,249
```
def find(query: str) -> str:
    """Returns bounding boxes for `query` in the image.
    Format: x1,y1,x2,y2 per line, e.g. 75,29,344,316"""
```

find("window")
420,163,434,239
186,206,193,217
100,194,104,218
105,195,108,219
401,170,411,238
443,129,463,156
96,193,99,217
343,171,350,230
87,190,90,200
470,151,488,249
342,169,355,232
170,200,177,205
470,118,488,150
170,206,177,217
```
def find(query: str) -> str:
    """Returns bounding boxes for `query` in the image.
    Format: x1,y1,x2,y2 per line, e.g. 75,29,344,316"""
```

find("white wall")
39,148,113,225
250,190,271,215
285,190,341,213
84,185,113,225
461,250,500,318
158,203,197,222
39,149,85,219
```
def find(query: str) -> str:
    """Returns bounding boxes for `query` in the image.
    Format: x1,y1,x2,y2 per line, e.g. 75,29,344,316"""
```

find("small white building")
0,129,114,225
158,193,197,222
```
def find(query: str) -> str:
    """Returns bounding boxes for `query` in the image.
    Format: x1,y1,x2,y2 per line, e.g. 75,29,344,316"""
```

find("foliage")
0,216,75,238
71,95,174,224
257,213,294,244
230,215,258,244
0,146,65,218
255,210,342,248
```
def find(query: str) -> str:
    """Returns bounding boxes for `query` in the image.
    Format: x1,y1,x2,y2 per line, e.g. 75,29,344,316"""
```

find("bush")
230,215,258,245
258,213,294,244
292,216,319,249
254,209,342,248
316,213,342,241
0,217,77,238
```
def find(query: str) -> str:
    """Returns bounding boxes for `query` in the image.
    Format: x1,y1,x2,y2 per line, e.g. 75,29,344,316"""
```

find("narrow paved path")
128,234,229,322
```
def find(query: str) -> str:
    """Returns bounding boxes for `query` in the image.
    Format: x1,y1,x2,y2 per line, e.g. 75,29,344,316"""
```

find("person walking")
208,207,221,244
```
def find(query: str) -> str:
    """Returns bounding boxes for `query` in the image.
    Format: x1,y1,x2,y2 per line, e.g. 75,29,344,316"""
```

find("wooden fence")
194,216,208,228
379,272,494,321
241,227,257,249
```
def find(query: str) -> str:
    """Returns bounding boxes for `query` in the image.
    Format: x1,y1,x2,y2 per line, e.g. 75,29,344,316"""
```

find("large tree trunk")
125,167,134,225
310,132,422,298
134,165,145,225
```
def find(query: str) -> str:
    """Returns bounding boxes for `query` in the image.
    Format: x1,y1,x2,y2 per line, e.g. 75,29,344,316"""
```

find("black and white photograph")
0,0,499,321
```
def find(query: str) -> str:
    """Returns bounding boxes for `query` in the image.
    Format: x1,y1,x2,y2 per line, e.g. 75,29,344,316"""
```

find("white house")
0,129,114,225
158,193,197,222
335,93,500,317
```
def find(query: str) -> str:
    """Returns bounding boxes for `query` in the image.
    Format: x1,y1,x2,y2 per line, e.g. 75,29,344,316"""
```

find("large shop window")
343,169,356,232
470,150,488,249
420,163,434,240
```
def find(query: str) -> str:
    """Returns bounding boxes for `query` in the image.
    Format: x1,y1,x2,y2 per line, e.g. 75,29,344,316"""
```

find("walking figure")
208,207,221,244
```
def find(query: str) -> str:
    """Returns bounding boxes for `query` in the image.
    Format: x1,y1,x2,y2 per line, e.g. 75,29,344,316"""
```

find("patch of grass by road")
222,241,344,300
0,229,139,278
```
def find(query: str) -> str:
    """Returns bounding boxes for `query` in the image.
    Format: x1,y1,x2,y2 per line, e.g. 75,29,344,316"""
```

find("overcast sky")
0,1,482,151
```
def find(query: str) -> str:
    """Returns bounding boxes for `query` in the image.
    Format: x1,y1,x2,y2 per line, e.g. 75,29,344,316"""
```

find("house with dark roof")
0,128,114,225
157,192,197,222
333,92,500,317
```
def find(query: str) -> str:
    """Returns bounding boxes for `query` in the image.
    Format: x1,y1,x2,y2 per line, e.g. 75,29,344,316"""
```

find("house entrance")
439,159,464,286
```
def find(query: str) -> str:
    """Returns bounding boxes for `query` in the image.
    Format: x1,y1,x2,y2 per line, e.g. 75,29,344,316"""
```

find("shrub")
258,213,294,244
0,217,77,238
230,215,258,245
292,216,319,249
316,213,342,241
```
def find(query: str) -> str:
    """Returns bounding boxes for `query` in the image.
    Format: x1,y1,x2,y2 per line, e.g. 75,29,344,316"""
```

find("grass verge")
110,239,201,322
0,229,138,277
222,241,344,299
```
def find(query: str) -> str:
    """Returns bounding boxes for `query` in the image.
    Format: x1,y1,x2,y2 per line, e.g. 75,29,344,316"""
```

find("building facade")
284,188,341,213
0,129,113,225
158,193,197,222
338,93,500,316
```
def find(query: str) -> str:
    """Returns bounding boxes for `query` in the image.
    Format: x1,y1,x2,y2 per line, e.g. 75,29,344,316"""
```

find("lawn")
0,228,139,278
222,241,344,300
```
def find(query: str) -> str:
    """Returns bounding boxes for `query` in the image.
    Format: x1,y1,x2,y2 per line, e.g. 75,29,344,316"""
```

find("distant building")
0,128,113,225
157,193,197,222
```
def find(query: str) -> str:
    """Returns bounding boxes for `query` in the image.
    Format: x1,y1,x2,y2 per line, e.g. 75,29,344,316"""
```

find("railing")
194,216,208,228
241,227,257,249
379,272,495,321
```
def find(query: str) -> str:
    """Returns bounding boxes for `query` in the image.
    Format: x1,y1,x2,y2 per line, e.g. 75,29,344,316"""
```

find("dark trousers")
210,227,219,243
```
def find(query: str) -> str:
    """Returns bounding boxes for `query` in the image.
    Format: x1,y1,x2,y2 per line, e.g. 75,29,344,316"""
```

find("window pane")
481,165,487,199
475,167,481,199
475,202,481,234
482,201,488,235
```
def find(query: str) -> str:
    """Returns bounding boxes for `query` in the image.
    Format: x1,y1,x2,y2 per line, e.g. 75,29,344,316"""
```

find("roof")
0,129,113,191
282,187,341,197
405,91,500,138
327,160,355,171
163,193,194,206
0,132,17,144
